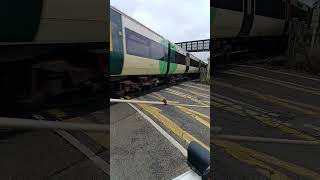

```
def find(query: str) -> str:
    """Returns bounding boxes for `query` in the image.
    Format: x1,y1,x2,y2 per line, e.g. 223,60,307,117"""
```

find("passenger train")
211,0,312,57
0,0,107,105
110,6,206,94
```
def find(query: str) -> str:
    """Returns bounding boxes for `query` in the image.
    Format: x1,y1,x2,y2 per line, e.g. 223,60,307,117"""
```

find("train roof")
111,6,166,42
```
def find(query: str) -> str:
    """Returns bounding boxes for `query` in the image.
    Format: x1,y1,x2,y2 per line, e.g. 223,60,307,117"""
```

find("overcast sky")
111,0,210,62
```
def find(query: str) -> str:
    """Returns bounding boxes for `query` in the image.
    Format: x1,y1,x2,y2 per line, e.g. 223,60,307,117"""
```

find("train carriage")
110,6,203,93
211,0,311,39
0,0,107,105
211,0,312,58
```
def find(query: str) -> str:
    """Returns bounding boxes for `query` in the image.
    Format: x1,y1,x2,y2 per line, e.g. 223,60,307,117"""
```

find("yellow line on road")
137,103,210,151
214,81,320,117
213,139,320,179
234,65,320,81
225,70,320,96
172,86,209,98
151,93,210,128
212,97,320,143
176,106,209,128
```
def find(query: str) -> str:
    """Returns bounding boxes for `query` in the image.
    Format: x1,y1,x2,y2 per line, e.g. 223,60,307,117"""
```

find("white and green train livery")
110,6,202,77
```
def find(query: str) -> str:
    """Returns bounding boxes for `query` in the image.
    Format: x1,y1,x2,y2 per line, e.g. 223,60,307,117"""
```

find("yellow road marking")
152,92,166,100
186,82,210,89
214,81,320,117
137,103,210,151
164,89,208,106
176,105,209,119
234,65,320,81
46,109,68,119
171,86,209,98
225,70,320,96
212,97,320,143
148,93,178,104
176,106,209,128
213,139,320,179
150,93,210,128
181,83,209,92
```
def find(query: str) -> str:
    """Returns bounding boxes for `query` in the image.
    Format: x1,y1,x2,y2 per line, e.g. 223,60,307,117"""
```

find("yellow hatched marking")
213,140,320,180
225,70,320,96
137,103,209,151
164,89,208,106
214,81,320,117
212,96,320,143
150,93,209,128
181,83,209,92
171,86,209,98
176,106,209,128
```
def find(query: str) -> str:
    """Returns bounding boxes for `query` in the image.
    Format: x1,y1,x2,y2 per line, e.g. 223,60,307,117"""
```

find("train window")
125,28,167,61
150,41,165,60
126,28,150,58
211,0,243,12
255,0,285,19
175,52,186,65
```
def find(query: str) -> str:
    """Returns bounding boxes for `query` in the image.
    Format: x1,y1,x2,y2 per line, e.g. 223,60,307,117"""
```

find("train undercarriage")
109,73,198,97
0,45,107,109
212,36,288,67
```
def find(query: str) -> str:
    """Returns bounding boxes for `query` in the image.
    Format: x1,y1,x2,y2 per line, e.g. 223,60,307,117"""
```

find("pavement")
212,64,320,179
0,96,109,180
110,81,210,180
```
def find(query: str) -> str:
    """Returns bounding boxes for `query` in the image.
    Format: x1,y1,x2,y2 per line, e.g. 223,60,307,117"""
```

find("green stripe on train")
160,39,169,74
169,44,177,74
0,0,43,42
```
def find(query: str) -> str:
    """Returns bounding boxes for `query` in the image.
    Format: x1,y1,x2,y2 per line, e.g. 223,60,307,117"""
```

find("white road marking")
34,115,109,175
128,103,188,157
56,130,110,174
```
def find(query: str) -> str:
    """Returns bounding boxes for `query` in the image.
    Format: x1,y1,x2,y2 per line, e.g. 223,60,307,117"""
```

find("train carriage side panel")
1,0,107,44
250,0,286,37
121,14,168,76
188,54,200,74
173,45,188,74
211,0,244,38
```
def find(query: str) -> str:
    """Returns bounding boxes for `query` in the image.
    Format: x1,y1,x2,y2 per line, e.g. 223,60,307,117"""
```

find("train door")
239,0,255,36
110,8,124,75
185,53,190,73
166,43,177,75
